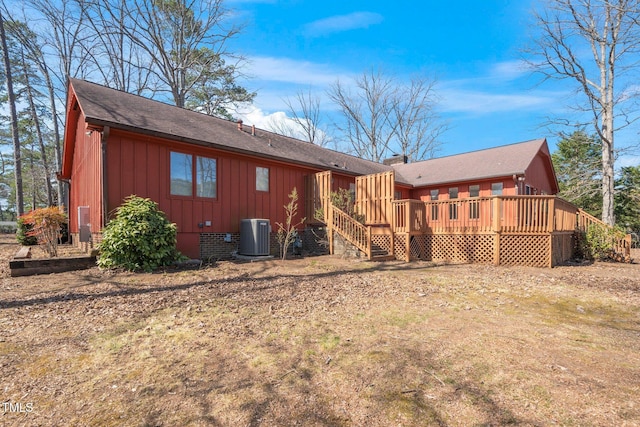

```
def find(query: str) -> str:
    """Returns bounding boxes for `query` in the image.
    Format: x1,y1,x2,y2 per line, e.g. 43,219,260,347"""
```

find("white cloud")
490,60,530,81
234,106,304,138
303,12,384,37
245,56,350,86
439,88,556,114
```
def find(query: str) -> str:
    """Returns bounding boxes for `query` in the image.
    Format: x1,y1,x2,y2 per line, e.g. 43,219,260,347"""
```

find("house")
61,79,574,265
393,139,559,200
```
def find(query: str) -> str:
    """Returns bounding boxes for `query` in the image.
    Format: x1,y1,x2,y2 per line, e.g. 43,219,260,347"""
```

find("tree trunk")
0,12,24,216
22,52,54,206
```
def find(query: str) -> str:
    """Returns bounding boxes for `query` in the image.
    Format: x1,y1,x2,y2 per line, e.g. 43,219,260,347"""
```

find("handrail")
577,209,631,259
393,196,585,234
330,204,372,259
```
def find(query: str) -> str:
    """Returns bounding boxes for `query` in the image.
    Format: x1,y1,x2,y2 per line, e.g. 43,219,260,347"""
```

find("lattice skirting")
499,234,550,267
418,234,494,264
393,232,565,267
393,234,408,261
371,234,393,254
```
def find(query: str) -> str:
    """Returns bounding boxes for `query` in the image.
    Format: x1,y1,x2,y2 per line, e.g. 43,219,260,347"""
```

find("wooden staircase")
328,205,394,261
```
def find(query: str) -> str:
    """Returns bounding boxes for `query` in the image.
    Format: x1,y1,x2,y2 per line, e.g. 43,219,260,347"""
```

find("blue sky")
226,0,639,165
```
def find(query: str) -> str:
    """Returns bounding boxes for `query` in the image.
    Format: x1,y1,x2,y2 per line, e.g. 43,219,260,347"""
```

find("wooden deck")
325,196,630,267
310,170,630,267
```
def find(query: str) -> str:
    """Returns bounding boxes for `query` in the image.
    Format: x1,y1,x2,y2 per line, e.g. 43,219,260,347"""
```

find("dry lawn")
1,235,639,426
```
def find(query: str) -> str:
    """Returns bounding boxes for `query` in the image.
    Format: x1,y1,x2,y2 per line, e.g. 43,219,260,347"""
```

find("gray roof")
69,79,550,189
392,139,550,187
69,79,392,179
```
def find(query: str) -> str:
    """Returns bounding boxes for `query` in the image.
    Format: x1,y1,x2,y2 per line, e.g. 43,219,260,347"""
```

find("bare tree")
282,89,332,147
393,76,446,161
20,49,54,206
99,0,253,114
0,10,23,216
328,69,444,162
8,21,64,204
528,0,640,226
82,0,155,95
328,70,399,162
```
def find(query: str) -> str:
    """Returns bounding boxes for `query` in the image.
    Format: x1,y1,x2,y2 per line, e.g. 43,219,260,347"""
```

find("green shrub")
16,217,38,246
314,188,365,224
98,196,184,272
581,224,627,261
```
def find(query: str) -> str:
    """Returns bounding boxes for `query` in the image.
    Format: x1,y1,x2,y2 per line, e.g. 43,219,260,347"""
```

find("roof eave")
84,117,375,178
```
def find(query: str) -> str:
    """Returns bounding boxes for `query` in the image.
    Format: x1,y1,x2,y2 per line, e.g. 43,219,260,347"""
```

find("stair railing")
329,204,372,259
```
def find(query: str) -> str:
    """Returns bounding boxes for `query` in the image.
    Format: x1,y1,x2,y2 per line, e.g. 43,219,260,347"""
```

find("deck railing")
392,199,427,233
393,196,581,234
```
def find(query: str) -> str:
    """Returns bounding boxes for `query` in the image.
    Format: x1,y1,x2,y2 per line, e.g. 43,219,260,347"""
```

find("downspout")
101,126,110,228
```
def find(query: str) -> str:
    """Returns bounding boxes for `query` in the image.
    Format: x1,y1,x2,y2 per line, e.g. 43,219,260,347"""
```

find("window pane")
170,152,192,196
491,182,503,196
430,189,438,201
448,187,458,199
469,185,480,197
256,167,269,192
196,156,217,198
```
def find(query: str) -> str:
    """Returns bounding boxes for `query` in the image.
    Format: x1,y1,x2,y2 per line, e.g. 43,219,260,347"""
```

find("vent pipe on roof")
237,119,243,131
251,124,256,136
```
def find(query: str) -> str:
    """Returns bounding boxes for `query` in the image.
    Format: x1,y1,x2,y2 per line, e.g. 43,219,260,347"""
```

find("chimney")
237,119,243,131
382,154,408,166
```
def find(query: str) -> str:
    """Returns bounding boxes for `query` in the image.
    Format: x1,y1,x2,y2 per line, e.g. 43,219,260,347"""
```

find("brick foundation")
200,226,329,261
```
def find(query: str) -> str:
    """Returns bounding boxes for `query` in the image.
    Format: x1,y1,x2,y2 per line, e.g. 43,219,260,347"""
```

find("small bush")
98,196,184,272
16,217,38,246
276,187,306,260
19,207,68,257
314,188,365,224
581,224,627,261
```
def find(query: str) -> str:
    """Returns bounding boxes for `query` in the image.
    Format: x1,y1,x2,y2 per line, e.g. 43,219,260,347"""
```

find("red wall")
67,114,103,236
524,151,556,195
105,130,333,257
410,177,518,201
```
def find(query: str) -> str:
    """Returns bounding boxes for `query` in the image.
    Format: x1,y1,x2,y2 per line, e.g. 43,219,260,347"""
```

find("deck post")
328,205,334,255
547,197,555,233
492,197,502,266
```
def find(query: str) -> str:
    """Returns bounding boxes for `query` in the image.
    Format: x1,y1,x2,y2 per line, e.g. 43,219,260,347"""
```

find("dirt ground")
1,235,639,426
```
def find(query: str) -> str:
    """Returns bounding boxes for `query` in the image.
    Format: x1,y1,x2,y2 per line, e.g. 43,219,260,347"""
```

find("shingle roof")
68,79,551,189
69,79,393,179
392,139,550,187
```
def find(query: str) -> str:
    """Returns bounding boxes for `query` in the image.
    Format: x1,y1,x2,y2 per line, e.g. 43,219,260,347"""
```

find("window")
430,189,439,220
449,187,458,220
469,185,480,219
491,182,503,196
170,152,217,198
170,152,193,196
196,157,217,198
256,167,269,192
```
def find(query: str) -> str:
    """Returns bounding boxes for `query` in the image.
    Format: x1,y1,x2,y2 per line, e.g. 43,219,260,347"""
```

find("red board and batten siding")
67,114,103,239
524,149,557,195
410,178,519,201
104,129,328,258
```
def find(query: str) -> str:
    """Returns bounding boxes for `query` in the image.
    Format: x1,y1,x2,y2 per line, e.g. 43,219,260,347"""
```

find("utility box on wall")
239,219,270,256
78,206,91,243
